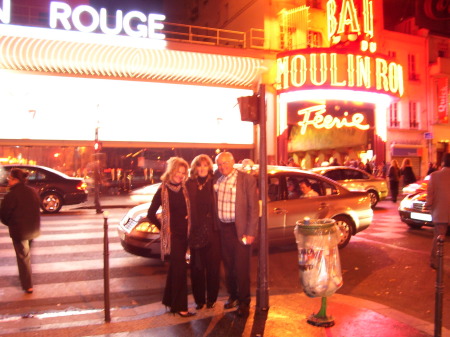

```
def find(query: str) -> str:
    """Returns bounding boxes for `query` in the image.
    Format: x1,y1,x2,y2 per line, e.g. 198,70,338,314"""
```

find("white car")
311,166,388,208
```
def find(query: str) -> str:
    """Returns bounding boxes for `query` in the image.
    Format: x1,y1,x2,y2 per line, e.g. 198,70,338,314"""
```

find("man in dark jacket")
1,168,41,293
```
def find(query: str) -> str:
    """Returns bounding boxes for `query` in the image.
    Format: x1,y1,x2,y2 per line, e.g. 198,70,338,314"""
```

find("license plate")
411,212,432,222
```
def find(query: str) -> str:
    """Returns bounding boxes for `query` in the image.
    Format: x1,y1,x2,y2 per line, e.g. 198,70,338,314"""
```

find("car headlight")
399,197,413,209
134,221,160,233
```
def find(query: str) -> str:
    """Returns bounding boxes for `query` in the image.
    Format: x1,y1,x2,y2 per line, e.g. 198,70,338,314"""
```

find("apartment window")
389,103,399,127
408,54,419,80
307,31,322,48
388,51,397,58
409,101,419,128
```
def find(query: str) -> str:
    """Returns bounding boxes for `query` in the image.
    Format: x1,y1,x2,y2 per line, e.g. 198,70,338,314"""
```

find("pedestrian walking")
0,168,41,294
186,154,221,310
400,158,417,187
388,159,401,202
147,157,196,317
425,153,450,269
214,152,259,317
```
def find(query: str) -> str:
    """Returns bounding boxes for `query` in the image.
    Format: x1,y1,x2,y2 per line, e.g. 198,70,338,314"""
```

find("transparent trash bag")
294,219,343,298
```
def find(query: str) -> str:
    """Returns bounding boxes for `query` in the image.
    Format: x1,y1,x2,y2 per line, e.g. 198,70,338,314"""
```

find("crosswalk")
0,210,168,319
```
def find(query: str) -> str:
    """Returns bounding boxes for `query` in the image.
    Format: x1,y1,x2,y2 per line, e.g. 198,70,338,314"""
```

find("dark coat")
401,166,417,186
0,182,41,241
186,176,219,249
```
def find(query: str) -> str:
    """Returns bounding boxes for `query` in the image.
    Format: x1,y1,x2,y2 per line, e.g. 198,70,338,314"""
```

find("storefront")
273,1,404,169
0,0,267,176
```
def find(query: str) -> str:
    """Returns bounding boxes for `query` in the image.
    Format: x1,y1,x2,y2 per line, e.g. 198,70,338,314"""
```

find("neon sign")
297,104,370,135
277,52,404,97
0,0,165,40
327,0,374,46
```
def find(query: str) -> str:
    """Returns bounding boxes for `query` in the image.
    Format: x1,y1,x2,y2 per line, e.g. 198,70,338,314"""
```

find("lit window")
409,101,419,129
389,103,399,128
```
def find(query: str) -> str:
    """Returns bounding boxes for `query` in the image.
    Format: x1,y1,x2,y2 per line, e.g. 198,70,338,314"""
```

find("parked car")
311,166,388,208
399,191,432,229
402,175,430,195
0,165,88,213
118,165,373,258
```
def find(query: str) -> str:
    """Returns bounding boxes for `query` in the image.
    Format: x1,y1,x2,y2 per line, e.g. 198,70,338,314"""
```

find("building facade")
1,0,449,181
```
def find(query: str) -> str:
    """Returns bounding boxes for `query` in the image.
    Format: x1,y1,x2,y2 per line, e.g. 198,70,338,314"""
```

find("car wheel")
333,215,353,249
41,192,63,213
368,189,379,208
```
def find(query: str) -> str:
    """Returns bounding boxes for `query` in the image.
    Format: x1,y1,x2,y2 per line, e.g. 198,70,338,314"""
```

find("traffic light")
94,141,102,152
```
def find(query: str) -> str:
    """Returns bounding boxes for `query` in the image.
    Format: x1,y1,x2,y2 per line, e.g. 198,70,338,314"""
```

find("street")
0,200,448,330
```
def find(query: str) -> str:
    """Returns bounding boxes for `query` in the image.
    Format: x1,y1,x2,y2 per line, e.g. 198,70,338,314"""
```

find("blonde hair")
161,157,189,183
189,154,214,178
390,159,399,168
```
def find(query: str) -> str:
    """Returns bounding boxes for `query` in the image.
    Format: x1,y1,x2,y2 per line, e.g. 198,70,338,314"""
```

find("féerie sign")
0,0,165,40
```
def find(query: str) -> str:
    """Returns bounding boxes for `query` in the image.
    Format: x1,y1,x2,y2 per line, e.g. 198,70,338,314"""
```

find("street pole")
434,235,445,337
94,127,102,214
103,211,111,323
256,84,269,311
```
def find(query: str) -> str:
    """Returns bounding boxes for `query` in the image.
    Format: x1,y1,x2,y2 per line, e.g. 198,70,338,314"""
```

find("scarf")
160,181,191,260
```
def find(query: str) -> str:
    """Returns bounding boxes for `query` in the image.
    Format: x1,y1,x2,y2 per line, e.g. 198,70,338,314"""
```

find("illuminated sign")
276,51,404,97
297,104,370,135
437,77,449,124
0,0,165,40
327,0,374,45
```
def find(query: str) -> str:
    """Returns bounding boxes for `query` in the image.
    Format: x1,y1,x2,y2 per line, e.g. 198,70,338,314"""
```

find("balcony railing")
8,5,266,50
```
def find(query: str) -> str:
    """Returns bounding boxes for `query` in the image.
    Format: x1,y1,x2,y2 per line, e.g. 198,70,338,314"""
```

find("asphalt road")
0,200,448,330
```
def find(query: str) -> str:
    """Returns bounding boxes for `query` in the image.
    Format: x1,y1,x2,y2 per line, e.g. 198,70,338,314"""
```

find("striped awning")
0,24,265,88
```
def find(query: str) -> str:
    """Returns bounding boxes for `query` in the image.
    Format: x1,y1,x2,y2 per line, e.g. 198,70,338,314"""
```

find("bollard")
434,235,445,337
103,211,111,323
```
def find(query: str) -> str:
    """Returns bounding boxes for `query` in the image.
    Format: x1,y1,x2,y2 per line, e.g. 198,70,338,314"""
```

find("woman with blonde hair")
147,157,195,317
388,159,401,202
186,154,221,310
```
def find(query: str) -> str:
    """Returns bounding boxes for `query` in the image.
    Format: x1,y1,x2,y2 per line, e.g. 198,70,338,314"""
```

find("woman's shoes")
24,288,33,294
196,304,204,310
172,311,196,318
206,302,215,309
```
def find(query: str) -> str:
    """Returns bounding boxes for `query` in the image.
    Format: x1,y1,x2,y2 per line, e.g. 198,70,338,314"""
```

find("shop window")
389,103,400,128
409,101,419,129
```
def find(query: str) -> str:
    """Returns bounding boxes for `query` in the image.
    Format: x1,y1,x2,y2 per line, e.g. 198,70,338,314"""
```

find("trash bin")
294,218,343,327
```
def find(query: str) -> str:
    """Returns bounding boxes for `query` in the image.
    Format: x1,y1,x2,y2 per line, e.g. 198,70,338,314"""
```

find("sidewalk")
0,292,445,337
47,196,447,337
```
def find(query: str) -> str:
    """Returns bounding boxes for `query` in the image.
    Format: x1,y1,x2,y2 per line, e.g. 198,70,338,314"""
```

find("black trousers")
389,180,399,202
12,239,33,290
190,233,221,306
219,222,252,306
163,235,188,312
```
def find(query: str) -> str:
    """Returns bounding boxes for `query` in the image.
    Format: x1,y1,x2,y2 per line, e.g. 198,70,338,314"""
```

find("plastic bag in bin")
294,218,343,298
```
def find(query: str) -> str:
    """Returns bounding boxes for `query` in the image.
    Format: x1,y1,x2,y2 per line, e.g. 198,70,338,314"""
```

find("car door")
267,173,332,245
340,169,369,192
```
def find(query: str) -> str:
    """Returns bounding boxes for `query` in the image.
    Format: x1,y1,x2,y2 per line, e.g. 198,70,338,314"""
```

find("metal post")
94,127,102,214
434,235,445,337
256,84,269,311
103,211,111,323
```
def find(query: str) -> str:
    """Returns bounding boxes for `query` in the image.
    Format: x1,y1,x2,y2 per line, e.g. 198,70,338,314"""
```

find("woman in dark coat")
0,168,41,293
185,154,221,310
388,159,401,202
147,157,195,317
401,158,417,187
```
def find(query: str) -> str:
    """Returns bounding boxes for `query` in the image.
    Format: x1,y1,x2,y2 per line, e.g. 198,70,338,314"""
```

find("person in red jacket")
1,168,41,293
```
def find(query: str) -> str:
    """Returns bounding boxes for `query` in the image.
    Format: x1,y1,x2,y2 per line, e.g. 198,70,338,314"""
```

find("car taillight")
77,181,88,191
135,222,160,233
